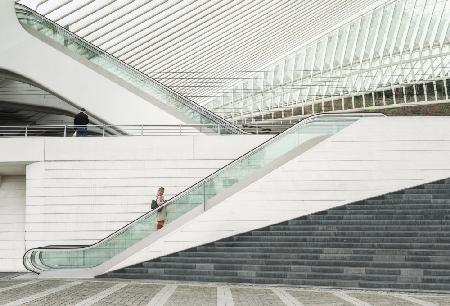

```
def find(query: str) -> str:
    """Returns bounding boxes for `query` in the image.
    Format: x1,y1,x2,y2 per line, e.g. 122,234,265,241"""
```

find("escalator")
14,4,243,135
23,114,380,276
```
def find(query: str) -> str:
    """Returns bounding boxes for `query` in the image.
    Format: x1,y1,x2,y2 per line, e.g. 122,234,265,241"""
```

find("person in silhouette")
156,187,167,230
74,108,89,137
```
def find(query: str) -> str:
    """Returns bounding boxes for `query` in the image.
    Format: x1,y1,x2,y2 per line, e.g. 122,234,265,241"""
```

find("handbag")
151,200,158,210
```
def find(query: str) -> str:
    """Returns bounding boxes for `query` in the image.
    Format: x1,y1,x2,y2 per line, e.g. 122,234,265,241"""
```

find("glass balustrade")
23,115,364,273
14,4,242,135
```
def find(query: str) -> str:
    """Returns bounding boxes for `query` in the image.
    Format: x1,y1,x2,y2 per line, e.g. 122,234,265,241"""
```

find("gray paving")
231,287,285,306
0,280,65,304
349,291,423,306
0,280,34,290
419,296,450,306
0,275,449,306
0,274,21,280
286,289,353,305
92,283,163,306
165,285,216,306
22,281,115,306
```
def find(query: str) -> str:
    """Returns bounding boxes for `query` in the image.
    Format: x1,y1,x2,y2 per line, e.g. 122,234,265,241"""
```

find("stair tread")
101,177,450,291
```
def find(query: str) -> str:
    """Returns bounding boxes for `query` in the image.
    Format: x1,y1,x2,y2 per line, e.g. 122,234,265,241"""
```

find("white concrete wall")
112,116,450,271
0,176,26,272
0,0,196,126
0,79,76,114
20,136,268,251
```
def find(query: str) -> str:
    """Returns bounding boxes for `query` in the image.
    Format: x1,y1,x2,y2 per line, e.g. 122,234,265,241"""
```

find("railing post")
217,124,221,135
102,125,105,137
256,125,259,135
179,125,182,136
63,125,67,137
141,124,144,136
25,126,28,137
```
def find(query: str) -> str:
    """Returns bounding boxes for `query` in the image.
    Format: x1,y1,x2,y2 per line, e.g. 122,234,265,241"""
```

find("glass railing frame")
14,4,244,135
23,113,384,274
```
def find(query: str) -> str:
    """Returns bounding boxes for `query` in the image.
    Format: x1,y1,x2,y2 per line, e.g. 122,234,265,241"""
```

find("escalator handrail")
15,4,244,135
23,112,385,273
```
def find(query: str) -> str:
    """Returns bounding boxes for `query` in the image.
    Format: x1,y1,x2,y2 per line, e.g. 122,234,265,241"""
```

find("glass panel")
334,28,347,67
404,0,425,52
364,9,383,61
314,39,327,71
426,82,436,101
425,0,445,47
436,80,446,100
344,97,353,110
385,89,394,105
273,111,283,119
283,55,295,83
354,95,364,108
273,63,283,85
384,1,404,56
263,113,272,120
333,98,343,110
293,106,302,116
343,22,358,65
304,46,315,74
405,85,416,103
415,83,426,101
446,79,450,99
374,4,394,59
323,100,333,112
303,104,313,115
414,0,437,50
294,51,306,80
323,32,338,70
445,20,450,43
364,93,373,107
394,0,416,54
374,91,384,106
315,102,323,113
394,87,405,104
354,14,371,61
433,0,450,46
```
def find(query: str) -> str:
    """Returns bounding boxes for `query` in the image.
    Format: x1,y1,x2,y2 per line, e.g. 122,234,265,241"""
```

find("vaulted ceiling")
17,0,378,105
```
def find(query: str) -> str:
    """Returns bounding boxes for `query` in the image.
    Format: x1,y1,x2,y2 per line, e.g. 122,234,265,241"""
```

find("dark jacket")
74,112,89,126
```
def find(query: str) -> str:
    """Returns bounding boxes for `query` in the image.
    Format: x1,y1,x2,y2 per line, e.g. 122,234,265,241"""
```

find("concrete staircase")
100,178,450,291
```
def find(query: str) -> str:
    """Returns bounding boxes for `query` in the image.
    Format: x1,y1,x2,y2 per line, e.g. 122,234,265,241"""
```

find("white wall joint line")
395,294,437,306
217,286,234,306
147,284,178,306
4,281,81,306
0,280,40,293
74,283,127,306
332,292,372,306
0,273,21,280
272,288,303,306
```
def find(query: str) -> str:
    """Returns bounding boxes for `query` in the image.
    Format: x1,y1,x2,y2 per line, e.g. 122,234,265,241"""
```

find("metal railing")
23,113,384,274
0,123,305,137
0,124,236,137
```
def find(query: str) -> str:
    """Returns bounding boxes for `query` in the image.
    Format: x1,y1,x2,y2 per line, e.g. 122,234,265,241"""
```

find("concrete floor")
0,273,449,305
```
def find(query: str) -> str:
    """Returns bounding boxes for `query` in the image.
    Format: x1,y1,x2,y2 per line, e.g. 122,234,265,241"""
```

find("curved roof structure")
205,0,450,122
17,0,377,106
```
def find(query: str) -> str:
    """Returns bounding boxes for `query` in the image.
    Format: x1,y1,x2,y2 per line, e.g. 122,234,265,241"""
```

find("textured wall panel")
0,176,25,272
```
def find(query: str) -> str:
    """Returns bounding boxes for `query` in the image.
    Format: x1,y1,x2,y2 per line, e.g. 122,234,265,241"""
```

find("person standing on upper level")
74,108,89,137
156,187,167,230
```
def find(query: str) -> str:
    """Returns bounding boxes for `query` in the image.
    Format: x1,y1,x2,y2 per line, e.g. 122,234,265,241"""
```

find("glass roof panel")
17,0,379,105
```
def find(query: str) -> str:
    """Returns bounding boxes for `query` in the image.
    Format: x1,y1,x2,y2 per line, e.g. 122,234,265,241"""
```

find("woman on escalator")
156,187,167,230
